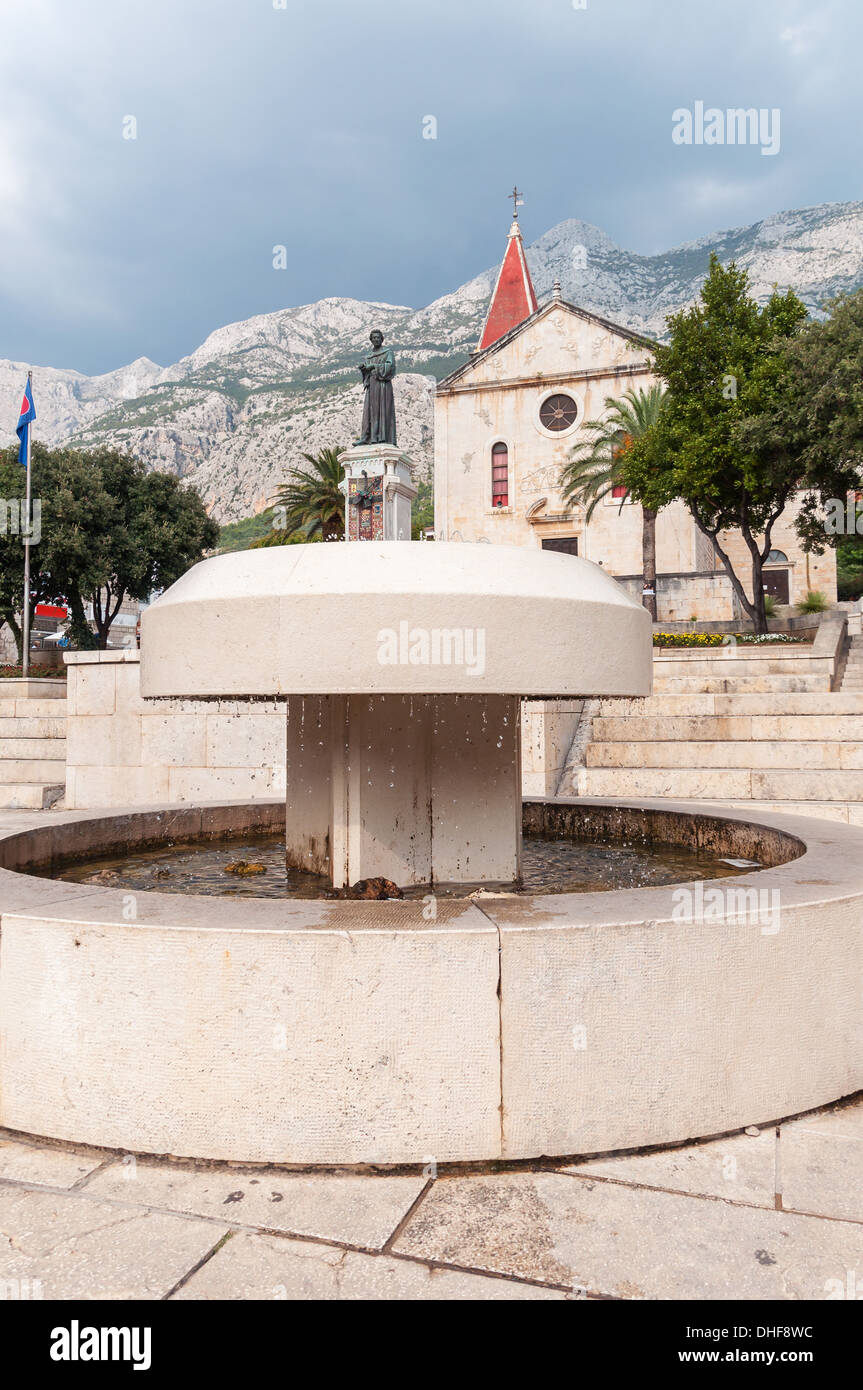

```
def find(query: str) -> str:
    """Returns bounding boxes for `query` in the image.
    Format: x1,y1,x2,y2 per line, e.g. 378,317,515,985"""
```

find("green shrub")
797,590,828,614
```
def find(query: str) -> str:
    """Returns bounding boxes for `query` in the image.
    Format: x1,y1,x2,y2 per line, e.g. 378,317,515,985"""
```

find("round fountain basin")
0,798,860,1166
38,813,768,899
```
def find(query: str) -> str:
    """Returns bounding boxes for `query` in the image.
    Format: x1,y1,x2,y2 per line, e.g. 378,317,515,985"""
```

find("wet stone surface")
37,830,756,899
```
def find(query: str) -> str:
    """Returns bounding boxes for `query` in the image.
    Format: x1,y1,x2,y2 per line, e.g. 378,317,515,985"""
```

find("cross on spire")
509,185,524,220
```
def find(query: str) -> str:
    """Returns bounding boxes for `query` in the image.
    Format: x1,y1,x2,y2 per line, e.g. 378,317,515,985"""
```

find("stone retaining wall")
64,652,286,809
65,652,587,810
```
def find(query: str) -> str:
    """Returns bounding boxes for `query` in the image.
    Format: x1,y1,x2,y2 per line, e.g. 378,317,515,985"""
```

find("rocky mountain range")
2,200,862,523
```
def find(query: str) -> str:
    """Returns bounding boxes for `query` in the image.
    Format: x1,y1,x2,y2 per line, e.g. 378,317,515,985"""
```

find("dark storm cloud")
0,0,858,373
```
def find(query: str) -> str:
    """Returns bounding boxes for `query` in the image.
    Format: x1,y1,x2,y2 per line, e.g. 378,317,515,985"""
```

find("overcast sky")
0,0,859,375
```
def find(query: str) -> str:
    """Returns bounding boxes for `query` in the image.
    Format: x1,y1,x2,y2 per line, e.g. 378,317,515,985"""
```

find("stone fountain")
140,540,652,889
0,537,861,1163
0,345,860,1167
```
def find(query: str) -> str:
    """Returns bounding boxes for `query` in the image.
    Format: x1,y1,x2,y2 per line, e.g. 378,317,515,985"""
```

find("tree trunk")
749,551,769,635
67,594,97,651
1,608,23,665
691,515,763,633
641,507,658,621
739,523,772,636
92,586,126,649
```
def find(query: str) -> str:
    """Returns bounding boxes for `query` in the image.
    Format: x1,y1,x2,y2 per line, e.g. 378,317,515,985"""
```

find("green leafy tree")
411,478,434,539
34,446,118,648
84,455,219,647
0,448,68,662
623,254,830,633
559,386,664,619
274,446,345,541
742,289,863,564
0,444,218,655
250,526,320,549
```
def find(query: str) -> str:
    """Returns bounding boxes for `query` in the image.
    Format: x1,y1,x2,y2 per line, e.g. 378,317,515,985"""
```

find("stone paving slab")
780,1098,863,1223
0,1186,226,1300
562,1130,777,1207
392,1172,863,1300
172,1229,566,1300
0,1133,104,1189
86,1159,427,1250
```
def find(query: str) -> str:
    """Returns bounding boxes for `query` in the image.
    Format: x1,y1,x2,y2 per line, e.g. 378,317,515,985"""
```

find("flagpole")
22,370,32,680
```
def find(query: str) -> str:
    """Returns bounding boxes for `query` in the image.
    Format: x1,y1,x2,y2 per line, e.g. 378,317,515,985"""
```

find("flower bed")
0,664,68,679
653,632,810,648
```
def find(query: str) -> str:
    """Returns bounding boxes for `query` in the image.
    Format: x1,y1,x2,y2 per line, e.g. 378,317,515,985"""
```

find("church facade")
433,218,835,621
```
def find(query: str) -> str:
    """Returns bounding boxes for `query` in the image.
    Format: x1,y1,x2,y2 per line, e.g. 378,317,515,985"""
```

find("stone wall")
521,700,586,797
65,652,286,810
615,571,740,623
65,653,575,810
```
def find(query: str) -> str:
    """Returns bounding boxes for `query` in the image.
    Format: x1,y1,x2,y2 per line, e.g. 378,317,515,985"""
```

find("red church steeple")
477,188,539,352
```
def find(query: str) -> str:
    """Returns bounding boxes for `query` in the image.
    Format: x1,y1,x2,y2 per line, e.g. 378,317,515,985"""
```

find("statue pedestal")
339,444,417,542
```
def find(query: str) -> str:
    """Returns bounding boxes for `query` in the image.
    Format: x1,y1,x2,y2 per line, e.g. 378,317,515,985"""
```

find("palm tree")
559,385,664,620
273,446,345,542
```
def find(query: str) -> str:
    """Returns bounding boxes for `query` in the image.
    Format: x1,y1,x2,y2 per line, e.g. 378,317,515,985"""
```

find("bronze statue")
355,329,397,446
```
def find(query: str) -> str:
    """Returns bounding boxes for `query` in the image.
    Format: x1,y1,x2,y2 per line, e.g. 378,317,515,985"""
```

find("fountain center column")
285,693,522,888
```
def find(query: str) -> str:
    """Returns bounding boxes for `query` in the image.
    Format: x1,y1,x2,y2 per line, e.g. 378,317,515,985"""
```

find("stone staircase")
840,634,863,690
0,684,67,809
568,630,863,823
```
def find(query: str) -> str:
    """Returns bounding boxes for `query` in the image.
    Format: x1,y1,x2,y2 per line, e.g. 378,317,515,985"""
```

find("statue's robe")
358,347,397,445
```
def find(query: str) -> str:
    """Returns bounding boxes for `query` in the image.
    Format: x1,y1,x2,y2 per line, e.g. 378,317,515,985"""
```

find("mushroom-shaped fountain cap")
141,541,652,698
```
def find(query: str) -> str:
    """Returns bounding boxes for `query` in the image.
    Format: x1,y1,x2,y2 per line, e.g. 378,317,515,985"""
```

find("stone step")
0,782,64,809
599,694,719,716
0,758,67,784
578,767,863,802
653,675,830,694
0,699,67,720
654,655,831,677
591,714,863,742
0,679,67,701
0,716,67,738
592,715,752,741
579,768,755,799
586,739,857,770
0,736,66,759
598,692,863,717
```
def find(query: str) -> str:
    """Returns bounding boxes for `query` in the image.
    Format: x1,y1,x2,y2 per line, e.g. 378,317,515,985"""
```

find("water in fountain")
46,828,758,899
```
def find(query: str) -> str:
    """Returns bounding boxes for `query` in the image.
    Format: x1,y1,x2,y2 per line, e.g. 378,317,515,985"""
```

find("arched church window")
491,443,509,508
767,549,788,563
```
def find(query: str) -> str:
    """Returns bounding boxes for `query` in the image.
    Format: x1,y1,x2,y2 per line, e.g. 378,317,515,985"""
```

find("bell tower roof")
477,209,539,352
